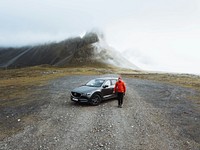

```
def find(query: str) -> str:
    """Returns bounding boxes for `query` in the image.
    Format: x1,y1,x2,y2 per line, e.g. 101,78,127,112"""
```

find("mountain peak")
0,32,139,70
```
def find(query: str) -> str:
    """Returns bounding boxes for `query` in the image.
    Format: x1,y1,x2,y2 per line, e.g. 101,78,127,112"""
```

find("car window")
111,79,117,85
86,79,104,87
104,80,111,86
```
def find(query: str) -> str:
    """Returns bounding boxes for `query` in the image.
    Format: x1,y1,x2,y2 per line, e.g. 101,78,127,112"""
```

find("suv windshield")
85,79,105,87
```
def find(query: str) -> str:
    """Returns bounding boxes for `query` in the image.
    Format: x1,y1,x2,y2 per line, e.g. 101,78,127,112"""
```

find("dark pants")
117,92,124,106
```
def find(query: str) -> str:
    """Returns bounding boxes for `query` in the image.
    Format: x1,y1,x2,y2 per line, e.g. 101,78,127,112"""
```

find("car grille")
71,92,81,97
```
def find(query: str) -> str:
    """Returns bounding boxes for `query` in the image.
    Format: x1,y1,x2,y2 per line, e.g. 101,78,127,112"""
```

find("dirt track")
0,75,200,150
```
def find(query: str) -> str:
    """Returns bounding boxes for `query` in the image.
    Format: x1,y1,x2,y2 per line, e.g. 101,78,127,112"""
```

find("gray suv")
71,77,117,105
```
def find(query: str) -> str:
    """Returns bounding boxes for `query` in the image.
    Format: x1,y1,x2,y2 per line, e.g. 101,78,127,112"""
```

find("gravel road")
1,75,200,150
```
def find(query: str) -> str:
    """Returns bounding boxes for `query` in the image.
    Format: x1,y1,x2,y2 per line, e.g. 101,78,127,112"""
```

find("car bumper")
71,96,90,103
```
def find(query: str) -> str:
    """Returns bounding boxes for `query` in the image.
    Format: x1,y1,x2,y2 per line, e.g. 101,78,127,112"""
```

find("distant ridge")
0,32,139,70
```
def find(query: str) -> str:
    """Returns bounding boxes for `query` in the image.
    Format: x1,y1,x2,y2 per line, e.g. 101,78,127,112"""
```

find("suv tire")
90,94,101,106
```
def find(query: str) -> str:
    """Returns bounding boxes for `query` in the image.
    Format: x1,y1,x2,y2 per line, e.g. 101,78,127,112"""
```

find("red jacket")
114,80,126,93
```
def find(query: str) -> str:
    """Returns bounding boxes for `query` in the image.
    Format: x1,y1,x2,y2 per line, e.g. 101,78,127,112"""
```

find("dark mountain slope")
0,33,99,68
0,32,139,69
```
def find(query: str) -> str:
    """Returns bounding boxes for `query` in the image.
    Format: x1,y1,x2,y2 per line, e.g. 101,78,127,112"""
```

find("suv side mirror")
103,85,109,88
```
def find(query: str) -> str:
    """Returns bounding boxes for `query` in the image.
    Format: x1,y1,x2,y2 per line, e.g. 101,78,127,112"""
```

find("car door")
101,80,113,99
110,79,117,98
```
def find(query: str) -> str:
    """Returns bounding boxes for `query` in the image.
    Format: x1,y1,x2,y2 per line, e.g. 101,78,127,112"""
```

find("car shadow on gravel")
69,98,118,107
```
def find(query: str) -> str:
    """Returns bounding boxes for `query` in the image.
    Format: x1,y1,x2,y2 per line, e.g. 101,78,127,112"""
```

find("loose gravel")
0,75,199,150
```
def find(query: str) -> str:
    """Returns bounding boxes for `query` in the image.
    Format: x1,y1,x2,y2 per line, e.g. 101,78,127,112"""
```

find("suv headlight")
82,93,92,97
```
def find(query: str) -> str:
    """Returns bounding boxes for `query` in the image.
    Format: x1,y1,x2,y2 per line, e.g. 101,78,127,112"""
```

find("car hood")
72,86,99,94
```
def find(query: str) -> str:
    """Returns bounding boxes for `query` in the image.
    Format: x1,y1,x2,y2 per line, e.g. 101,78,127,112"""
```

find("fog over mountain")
1,0,200,74
0,32,139,70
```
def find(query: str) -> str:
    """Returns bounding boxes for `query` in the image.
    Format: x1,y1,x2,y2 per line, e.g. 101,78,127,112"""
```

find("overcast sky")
0,0,200,74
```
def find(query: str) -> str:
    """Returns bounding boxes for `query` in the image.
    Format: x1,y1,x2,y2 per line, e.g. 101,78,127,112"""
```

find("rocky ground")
0,75,200,150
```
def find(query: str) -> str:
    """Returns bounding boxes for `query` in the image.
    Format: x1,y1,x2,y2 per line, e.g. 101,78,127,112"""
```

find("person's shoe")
119,105,122,108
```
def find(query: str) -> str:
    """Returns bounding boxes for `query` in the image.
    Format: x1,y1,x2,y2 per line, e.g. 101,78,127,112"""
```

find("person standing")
114,77,126,108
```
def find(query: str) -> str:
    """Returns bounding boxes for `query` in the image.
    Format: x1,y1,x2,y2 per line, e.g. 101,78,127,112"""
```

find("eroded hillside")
0,32,100,68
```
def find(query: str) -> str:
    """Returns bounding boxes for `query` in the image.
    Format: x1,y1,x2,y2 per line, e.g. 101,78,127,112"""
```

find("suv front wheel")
90,94,101,106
